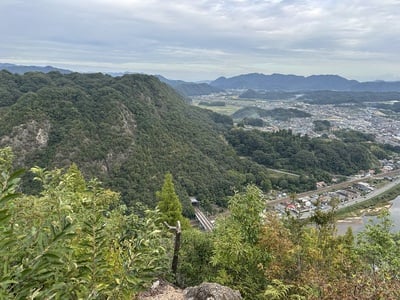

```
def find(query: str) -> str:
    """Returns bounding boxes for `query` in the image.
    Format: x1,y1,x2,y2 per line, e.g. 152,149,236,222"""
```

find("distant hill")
0,63,72,74
0,71,269,213
156,75,224,96
232,106,311,121
239,89,298,100
211,73,400,92
298,91,400,105
155,75,186,87
173,82,223,96
211,73,358,91
352,81,400,92
239,89,400,104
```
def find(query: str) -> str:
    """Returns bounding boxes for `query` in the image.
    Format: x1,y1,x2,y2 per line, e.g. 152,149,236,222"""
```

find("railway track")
194,207,214,231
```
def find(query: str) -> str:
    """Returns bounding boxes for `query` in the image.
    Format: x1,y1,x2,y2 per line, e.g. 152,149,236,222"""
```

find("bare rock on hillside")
137,280,184,300
184,282,242,300
137,281,242,300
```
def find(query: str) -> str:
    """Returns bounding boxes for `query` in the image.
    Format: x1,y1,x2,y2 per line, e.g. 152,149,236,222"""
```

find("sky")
1,0,399,81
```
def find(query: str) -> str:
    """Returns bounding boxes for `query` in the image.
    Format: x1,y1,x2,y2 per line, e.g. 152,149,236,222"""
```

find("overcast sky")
1,0,399,81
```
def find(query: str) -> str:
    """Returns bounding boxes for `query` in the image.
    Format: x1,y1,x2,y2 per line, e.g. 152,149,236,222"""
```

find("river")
336,195,400,235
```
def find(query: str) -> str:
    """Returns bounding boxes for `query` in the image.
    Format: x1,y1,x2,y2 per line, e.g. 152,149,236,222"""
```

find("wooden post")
164,221,181,277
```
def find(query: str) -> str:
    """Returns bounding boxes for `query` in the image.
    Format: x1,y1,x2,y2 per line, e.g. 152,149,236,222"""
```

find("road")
267,169,400,206
266,168,300,177
289,175,400,219
338,177,400,209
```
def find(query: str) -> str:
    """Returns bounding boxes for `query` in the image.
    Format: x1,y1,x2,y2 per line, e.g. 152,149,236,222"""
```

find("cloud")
0,0,399,80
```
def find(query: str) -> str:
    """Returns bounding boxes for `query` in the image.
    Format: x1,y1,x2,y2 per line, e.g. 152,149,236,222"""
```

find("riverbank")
336,196,400,235
331,178,400,234
335,178,400,219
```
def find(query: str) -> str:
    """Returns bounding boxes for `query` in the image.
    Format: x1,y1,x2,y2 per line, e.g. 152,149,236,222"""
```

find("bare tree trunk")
172,221,181,275
164,221,181,278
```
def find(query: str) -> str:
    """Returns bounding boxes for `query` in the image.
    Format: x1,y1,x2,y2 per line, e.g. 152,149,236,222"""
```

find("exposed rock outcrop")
137,280,183,300
0,120,51,165
138,281,242,300
184,282,242,300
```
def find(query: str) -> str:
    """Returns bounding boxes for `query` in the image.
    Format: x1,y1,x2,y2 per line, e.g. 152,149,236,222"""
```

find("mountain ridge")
0,63,72,74
210,73,400,92
0,71,268,213
3,63,400,92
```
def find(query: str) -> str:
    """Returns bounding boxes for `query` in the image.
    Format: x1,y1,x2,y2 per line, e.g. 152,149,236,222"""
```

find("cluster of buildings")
270,159,400,217
262,103,400,147
193,92,400,218
380,158,400,172
193,93,400,147
274,180,377,217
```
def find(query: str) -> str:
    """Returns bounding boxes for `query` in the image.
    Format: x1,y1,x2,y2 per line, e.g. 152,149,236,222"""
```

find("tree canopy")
157,172,190,228
226,128,388,188
0,148,171,298
2,148,400,299
178,185,400,299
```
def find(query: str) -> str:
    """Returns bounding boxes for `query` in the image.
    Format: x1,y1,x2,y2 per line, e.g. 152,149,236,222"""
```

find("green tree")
0,148,24,299
0,148,170,299
356,211,400,290
156,173,189,228
178,229,215,286
211,185,270,299
313,120,331,132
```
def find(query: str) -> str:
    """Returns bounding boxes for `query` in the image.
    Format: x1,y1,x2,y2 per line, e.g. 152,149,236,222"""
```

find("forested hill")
0,70,267,214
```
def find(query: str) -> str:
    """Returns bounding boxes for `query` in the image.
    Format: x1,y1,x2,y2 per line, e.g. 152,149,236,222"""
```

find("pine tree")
156,173,187,227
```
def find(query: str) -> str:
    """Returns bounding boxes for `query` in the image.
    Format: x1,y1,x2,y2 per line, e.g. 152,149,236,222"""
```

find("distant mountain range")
0,64,222,97
210,73,400,92
0,63,72,74
3,63,400,93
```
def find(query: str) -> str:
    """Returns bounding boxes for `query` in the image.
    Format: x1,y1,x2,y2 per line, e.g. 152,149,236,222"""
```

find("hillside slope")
0,71,266,213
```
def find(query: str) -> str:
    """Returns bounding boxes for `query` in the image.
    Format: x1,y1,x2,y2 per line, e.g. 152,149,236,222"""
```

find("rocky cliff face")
0,119,51,165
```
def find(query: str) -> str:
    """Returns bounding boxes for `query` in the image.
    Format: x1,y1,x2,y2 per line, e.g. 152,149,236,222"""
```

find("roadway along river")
267,169,400,207
291,177,400,220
